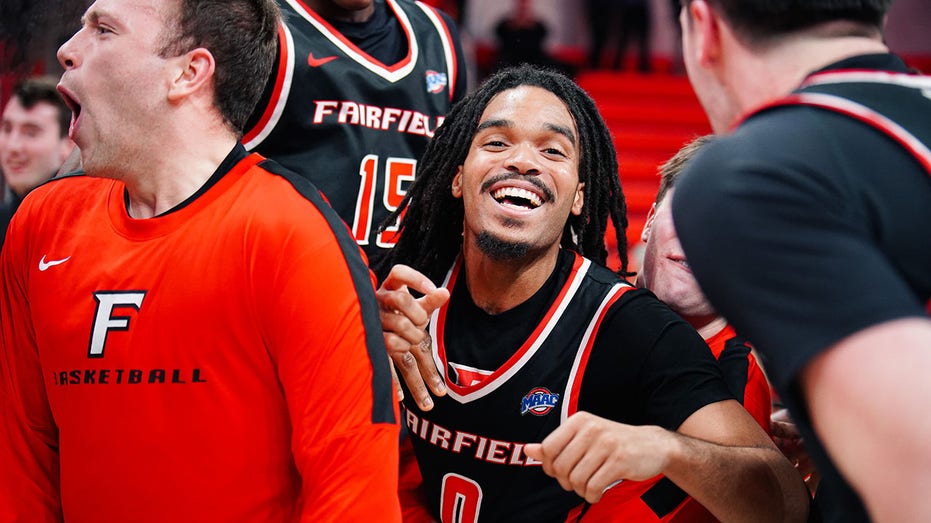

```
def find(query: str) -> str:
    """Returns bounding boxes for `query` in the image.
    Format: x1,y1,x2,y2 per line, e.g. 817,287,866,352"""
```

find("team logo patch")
520,387,560,416
425,69,448,94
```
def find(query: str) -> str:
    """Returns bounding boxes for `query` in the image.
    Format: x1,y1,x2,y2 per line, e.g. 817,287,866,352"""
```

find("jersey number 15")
352,154,415,248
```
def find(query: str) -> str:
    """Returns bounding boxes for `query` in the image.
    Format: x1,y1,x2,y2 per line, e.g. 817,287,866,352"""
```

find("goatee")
477,231,530,260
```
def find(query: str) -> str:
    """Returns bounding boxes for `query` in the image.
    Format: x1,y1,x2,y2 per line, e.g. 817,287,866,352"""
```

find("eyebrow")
476,118,577,146
82,10,100,26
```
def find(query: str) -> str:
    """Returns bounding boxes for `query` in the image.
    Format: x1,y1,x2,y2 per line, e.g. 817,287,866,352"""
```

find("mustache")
479,172,554,203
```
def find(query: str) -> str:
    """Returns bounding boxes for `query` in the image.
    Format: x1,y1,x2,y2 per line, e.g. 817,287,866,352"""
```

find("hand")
524,412,673,503
376,264,450,411
770,408,820,493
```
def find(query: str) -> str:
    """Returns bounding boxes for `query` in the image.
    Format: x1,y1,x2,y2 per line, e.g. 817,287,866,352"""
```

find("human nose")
58,31,81,70
5,131,23,151
506,143,541,176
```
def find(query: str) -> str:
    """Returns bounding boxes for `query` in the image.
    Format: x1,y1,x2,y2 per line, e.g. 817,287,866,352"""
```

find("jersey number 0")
440,473,482,523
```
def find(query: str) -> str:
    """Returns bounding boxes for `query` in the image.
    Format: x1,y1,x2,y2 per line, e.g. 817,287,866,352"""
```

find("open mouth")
491,186,543,210
57,87,81,133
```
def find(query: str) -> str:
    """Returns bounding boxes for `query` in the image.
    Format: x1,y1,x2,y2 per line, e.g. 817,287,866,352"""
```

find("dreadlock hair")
372,64,630,284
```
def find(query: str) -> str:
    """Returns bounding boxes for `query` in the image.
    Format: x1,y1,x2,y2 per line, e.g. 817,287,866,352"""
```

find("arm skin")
525,401,811,523
800,317,931,523
376,264,450,411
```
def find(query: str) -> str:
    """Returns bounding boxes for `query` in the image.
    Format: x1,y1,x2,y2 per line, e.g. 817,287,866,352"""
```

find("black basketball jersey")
403,253,637,522
754,69,931,175
243,0,462,256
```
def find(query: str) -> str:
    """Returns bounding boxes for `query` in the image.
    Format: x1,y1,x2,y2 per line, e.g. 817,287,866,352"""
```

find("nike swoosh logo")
307,52,337,67
39,255,71,271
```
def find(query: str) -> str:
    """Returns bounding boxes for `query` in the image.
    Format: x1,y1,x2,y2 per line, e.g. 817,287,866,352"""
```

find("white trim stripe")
444,258,593,404
791,92,931,173
243,23,295,150
802,70,931,91
560,283,627,422
284,0,419,83
416,1,456,100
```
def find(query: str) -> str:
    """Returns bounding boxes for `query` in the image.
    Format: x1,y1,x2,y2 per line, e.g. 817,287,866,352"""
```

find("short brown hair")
655,134,714,206
158,0,280,135
10,76,72,138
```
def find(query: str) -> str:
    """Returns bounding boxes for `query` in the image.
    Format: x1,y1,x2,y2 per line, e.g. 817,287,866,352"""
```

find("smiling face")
638,187,715,319
451,85,584,262
0,97,74,196
56,0,181,177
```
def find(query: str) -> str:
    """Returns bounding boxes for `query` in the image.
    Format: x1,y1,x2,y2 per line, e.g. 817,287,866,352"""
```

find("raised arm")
801,318,931,523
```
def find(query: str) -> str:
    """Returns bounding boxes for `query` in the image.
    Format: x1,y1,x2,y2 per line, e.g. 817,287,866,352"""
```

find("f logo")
88,291,146,358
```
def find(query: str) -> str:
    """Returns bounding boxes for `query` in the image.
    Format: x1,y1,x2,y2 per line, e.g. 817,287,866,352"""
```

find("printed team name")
405,408,542,467
312,101,445,137
52,368,207,385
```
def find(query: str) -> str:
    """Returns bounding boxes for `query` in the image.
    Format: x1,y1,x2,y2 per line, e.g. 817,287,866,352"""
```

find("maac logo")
520,387,559,416
425,69,448,94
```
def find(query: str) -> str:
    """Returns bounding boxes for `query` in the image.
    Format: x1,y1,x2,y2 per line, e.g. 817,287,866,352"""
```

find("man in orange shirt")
0,0,400,521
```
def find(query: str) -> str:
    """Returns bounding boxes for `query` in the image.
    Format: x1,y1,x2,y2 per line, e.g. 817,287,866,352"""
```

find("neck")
461,243,560,315
720,27,888,131
118,127,237,219
683,314,728,341
309,1,375,22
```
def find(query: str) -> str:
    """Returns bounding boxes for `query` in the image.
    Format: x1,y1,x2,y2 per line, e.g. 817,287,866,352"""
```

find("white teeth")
491,187,542,208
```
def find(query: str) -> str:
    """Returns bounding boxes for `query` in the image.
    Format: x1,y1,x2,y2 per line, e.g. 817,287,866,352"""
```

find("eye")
543,147,566,157
95,23,115,35
482,140,507,149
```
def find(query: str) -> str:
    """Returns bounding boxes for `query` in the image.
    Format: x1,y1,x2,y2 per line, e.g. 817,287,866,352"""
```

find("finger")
392,350,435,411
390,360,404,402
380,306,429,347
414,287,451,323
581,463,621,504
565,442,609,502
412,333,446,396
383,264,438,295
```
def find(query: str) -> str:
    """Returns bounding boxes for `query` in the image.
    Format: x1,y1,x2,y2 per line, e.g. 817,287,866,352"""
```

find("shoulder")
599,286,689,340
18,173,111,217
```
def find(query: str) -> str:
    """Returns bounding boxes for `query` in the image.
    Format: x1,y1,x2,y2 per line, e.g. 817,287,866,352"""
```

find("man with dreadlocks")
375,65,809,523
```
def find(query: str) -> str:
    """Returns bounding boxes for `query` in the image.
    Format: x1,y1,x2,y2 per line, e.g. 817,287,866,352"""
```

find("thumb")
418,287,451,315
523,443,543,460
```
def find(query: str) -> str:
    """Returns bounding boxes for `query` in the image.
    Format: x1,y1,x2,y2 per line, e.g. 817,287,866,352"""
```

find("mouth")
491,186,543,210
57,85,82,136
482,174,552,211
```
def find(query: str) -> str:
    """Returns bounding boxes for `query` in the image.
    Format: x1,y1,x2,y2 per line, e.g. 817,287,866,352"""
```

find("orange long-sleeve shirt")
0,148,400,522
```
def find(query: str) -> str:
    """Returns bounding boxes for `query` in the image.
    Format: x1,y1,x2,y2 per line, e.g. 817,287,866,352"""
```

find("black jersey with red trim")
243,0,464,257
673,54,931,523
402,250,733,522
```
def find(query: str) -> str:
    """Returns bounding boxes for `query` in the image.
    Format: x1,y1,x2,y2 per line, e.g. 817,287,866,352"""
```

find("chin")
476,230,532,260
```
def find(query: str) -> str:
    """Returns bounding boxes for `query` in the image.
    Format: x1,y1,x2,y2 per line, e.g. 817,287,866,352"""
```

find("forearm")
803,318,931,523
663,433,809,523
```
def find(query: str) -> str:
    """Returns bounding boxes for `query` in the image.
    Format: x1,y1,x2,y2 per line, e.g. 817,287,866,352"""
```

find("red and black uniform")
704,325,771,432
402,250,734,522
0,145,400,522
244,0,466,258
674,54,931,523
